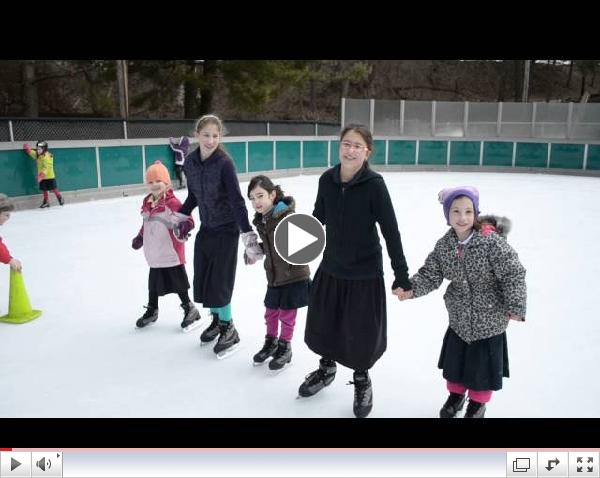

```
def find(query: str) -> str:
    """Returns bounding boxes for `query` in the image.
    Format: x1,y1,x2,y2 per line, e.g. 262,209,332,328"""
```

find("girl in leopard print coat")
399,186,526,418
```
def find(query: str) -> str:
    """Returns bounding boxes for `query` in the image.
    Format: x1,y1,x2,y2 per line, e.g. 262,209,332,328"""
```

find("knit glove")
132,234,143,250
241,231,264,264
173,215,194,241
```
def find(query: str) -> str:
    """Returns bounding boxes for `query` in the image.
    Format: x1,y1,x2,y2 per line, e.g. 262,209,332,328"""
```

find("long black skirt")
192,228,239,308
304,267,386,371
148,265,190,296
438,326,509,391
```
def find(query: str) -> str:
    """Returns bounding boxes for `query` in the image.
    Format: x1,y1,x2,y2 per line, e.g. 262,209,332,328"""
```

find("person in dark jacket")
168,136,190,189
245,175,311,371
174,114,259,358
298,124,412,418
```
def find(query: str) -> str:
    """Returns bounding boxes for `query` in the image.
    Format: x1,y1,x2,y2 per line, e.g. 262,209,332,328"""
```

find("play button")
11,458,21,471
274,213,325,265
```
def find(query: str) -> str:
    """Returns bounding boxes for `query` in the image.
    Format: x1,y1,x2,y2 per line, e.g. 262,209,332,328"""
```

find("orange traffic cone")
0,269,42,324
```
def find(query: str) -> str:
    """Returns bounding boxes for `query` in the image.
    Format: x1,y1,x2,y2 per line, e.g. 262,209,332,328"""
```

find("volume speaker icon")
36,457,51,471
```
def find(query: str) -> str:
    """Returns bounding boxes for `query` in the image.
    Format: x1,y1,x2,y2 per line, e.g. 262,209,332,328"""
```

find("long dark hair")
247,175,284,203
339,124,374,168
340,124,374,151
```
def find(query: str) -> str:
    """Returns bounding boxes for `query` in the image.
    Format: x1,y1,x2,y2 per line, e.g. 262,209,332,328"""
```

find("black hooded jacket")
313,163,411,290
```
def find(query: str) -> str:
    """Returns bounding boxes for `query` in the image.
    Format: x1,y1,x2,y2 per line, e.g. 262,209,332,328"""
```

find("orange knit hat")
146,160,171,187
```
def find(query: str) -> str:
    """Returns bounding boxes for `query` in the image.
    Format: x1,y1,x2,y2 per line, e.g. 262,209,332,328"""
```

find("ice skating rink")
1,171,598,418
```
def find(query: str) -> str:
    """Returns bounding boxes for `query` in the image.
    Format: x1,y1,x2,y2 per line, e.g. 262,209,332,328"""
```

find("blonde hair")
194,114,226,136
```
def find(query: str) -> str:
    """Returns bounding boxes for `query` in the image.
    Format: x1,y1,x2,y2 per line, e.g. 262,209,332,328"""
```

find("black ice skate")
200,313,220,345
180,302,202,332
348,371,373,418
464,399,486,418
39,201,50,208
268,338,292,371
439,392,466,418
298,358,336,397
58,195,65,206
253,335,278,365
213,320,241,359
136,305,158,328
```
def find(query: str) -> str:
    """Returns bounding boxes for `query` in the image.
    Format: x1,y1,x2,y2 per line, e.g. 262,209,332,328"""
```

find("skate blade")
268,361,293,374
182,318,206,333
200,338,217,346
135,321,157,330
215,342,242,360
252,357,273,366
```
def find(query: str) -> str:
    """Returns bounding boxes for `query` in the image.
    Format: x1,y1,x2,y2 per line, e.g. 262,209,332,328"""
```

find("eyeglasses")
340,141,368,152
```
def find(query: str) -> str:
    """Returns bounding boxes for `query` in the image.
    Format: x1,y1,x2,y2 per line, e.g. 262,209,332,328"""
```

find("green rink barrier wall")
1,137,599,199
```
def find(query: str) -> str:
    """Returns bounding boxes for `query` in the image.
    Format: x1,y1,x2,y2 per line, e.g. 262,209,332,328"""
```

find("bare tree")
566,60,574,87
199,60,218,115
22,60,39,117
115,60,129,118
183,61,200,119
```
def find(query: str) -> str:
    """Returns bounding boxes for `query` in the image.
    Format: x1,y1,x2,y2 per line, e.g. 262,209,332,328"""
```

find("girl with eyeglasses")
298,124,412,418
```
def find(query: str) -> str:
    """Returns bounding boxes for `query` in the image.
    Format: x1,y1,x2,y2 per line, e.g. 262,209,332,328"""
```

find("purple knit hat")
438,186,480,225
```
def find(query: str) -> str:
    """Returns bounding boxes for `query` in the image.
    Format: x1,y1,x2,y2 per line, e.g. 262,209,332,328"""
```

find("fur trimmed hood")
479,214,512,238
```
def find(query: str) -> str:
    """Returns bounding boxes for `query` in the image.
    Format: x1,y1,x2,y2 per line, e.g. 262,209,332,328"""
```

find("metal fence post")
400,100,405,135
95,146,102,188
567,102,574,139
142,145,147,181
497,103,503,137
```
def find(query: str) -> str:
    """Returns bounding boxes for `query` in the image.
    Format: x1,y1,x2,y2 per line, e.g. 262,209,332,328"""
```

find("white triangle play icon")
288,221,318,256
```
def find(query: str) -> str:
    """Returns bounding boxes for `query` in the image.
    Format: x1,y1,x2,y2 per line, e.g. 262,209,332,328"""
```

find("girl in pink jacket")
131,161,200,331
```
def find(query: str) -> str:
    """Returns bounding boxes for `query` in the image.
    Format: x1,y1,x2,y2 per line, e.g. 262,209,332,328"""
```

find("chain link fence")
0,118,341,142
343,98,600,139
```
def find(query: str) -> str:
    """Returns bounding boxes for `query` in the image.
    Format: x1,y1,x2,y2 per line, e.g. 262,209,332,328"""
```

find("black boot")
180,302,201,329
213,320,240,356
200,313,220,343
253,335,278,364
439,392,467,418
464,399,486,418
39,200,50,208
349,371,373,418
136,305,158,328
58,195,65,206
269,339,292,370
298,358,336,397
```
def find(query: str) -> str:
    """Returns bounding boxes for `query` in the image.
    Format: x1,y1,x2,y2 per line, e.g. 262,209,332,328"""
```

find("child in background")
168,136,190,190
23,141,64,208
